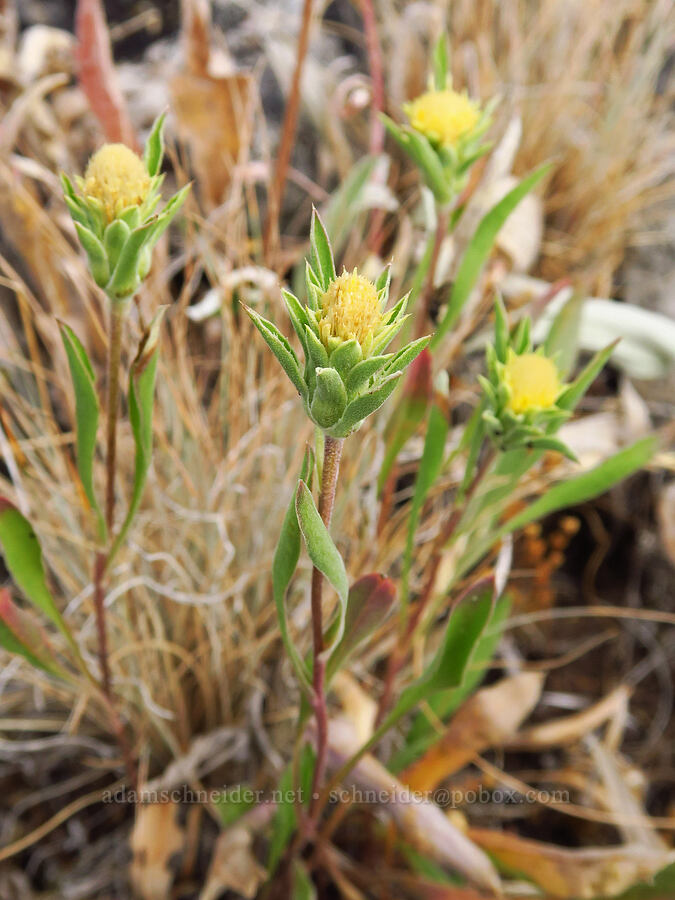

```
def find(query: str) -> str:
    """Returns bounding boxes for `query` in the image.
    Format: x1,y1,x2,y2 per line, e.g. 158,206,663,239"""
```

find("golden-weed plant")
0,15,672,900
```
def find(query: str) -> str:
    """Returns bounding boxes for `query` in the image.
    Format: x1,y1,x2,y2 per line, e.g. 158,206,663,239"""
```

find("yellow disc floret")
504,352,561,414
318,269,382,349
406,89,480,147
84,143,151,222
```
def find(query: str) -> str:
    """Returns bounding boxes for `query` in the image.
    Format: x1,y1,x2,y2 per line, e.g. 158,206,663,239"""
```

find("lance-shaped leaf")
0,500,73,644
143,111,166,177
432,32,449,90
281,288,311,352
310,367,347,429
431,163,551,347
145,183,191,251
344,354,391,396
272,448,314,694
309,208,336,292
378,348,432,494
103,219,130,273
326,574,396,683
402,405,448,605
295,481,349,655
267,743,315,873
544,289,585,378
383,334,430,377
108,309,165,565
59,322,105,540
245,306,307,399
0,589,71,679
556,340,618,412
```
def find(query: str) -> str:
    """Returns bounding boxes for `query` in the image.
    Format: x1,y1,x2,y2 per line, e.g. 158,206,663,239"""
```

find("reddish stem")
263,0,314,263
308,436,344,822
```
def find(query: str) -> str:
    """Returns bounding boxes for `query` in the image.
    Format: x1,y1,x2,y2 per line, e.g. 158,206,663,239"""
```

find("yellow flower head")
318,269,382,349
84,143,151,222
406,89,480,147
504,352,561,414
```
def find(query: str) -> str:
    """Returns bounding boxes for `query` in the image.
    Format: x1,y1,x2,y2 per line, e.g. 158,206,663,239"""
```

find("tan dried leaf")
199,826,267,900
130,802,185,900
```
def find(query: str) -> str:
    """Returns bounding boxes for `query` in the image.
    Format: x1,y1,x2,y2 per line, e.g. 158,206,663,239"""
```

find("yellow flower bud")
406,89,480,147
504,352,561,414
318,269,382,349
84,143,151,222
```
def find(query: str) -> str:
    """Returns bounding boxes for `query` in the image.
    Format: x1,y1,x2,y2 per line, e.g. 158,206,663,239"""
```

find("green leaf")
0,500,71,639
503,437,657,534
391,594,511,771
146,183,191,250
272,449,314,693
309,208,336,292
431,164,551,347
292,861,316,900
143,111,166,177
384,335,431,377
494,293,509,363
0,589,71,679
402,405,448,605
597,862,675,900
74,222,110,287
378,349,432,494
59,322,105,540
326,574,396,683
268,744,315,873
108,309,165,565
556,341,617,412
544,290,585,378
295,481,349,653
214,785,255,829
245,306,308,399
344,355,391,396
432,33,449,90
281,289,311,351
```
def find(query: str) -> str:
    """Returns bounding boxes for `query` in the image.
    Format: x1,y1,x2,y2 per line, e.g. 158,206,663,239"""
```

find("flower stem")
92,299,136,788
417,205,450,337
308,435,343,824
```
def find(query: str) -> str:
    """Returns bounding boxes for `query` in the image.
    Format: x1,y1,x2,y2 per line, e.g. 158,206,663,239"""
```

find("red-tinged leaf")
75,0,138,149
326,574,396,682
378,348,433,494
0,589,70,678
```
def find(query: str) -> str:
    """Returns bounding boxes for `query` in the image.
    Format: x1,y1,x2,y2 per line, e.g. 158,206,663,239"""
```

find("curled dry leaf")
129,802,185,900
402,672,544,792
327,719,501,893
199,825,267,900
468,829,674,899
509,684,631,750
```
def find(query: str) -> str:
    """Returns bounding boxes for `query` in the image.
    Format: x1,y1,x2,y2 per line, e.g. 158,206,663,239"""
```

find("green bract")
61,114,190,302
246,210,430,438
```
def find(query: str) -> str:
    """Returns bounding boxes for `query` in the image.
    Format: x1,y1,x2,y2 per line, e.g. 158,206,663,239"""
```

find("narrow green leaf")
402,405,448,604
378,349,432,494
268,744,315,873
344,355,391,396
392,595,511,771
143,111,166,177
544,290,585,378
59,322,105,540
556,340,617,412
295,481,349,653
0,500,69,637
309,208,336,292
108,309,165,565
432,164,551,347
504,437,657,534
432,33,449,90
145,183,191,251
106,219,155,299
103,219,131,273
281,289,310,351
384,335,430,376
214,785,255,829
272,450,314,693
245,306,308,398
292,861,317,900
